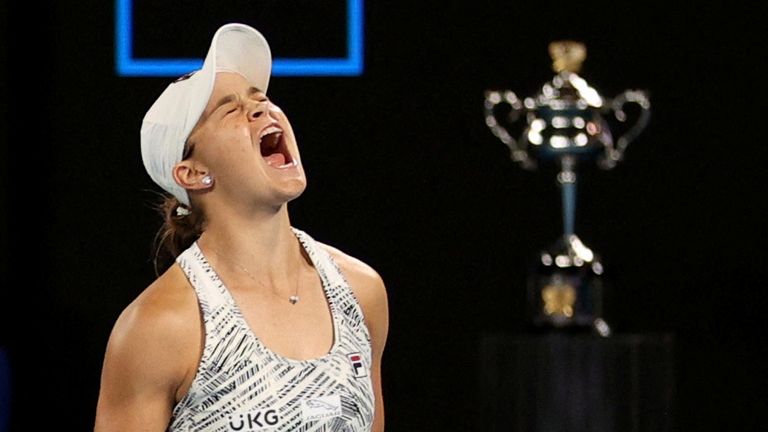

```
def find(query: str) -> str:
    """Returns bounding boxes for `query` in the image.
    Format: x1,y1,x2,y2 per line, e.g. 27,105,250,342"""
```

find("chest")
177,292,375,431
230,271,336,361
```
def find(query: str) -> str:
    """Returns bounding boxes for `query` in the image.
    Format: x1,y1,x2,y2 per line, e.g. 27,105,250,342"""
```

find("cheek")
238,126,252,141
203,131,255,165
269,103,284,114
273,115,296,142
218,124,254,151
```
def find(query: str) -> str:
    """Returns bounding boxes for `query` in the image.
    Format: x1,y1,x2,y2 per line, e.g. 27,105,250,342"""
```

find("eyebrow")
211,87,265,114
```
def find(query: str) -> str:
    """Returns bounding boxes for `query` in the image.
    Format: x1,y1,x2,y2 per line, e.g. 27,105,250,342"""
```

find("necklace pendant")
289,295,300,305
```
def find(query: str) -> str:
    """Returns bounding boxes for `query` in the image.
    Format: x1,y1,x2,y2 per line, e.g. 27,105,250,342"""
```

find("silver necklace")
207,245,301,305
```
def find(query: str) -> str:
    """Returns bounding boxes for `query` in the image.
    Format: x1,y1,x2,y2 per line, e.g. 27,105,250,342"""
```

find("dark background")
3,1,766,431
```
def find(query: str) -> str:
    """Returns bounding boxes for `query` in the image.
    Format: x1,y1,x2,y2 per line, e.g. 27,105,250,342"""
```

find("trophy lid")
549,40,586,73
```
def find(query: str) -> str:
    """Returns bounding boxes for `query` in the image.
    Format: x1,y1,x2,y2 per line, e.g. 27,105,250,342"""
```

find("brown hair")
151,194,205,275
150,133,207,274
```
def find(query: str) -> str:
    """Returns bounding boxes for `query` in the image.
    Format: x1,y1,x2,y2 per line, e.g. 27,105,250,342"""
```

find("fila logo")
348,352,367,378
227,409,279,430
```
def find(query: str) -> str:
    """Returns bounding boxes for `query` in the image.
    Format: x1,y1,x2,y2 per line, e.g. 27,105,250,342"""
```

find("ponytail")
151,194,205,275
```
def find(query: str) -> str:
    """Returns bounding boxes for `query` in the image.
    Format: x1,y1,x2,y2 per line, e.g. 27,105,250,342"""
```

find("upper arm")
356,269,389,364
322,244,389,355
321,244,389,432
94,276,199,431
355,268,389,432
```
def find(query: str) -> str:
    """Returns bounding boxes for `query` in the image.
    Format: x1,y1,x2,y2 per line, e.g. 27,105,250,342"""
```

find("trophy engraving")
484,41,650,335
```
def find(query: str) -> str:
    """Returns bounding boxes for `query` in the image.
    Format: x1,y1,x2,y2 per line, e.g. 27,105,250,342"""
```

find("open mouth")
259,125,296,168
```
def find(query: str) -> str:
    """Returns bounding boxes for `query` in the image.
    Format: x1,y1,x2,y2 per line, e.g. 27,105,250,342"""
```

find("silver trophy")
484,41,650,335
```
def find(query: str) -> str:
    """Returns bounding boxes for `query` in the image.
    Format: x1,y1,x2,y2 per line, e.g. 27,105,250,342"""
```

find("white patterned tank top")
168,228,374,431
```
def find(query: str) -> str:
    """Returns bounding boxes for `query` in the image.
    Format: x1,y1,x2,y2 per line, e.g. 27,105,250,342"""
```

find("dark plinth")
477,333,675,432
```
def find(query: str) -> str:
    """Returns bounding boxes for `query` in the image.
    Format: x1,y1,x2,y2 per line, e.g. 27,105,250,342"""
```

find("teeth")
259,125,283,139
269,160,299,168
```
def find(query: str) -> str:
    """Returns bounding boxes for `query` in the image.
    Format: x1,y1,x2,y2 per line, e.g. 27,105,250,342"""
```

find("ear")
172,160,211,191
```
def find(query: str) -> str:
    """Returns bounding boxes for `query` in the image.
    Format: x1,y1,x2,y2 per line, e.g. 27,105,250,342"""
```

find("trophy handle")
603,90,651,167
484,90,535,169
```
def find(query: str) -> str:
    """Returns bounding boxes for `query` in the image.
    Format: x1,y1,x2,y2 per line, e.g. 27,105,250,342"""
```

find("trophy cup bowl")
484,41,650,335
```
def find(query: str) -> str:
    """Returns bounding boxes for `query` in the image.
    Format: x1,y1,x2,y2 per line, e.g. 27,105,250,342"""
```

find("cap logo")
173,71,197,83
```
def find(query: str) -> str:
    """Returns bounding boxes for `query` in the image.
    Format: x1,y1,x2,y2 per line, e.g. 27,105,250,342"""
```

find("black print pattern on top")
168,228,374,432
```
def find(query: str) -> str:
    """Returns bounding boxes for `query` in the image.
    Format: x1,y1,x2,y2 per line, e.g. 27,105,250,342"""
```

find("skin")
94,72,389,431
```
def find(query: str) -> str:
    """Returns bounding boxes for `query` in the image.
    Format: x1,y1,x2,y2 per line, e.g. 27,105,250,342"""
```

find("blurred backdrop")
2,1,766,431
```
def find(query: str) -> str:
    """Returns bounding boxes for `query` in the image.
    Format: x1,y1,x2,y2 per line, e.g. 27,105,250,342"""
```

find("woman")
95,23,388,432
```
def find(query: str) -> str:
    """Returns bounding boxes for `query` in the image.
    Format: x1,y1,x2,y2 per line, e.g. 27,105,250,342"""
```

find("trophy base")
526,235,611,337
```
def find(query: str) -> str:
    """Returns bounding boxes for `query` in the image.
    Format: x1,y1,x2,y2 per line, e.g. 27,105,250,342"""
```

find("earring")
201,175,214,186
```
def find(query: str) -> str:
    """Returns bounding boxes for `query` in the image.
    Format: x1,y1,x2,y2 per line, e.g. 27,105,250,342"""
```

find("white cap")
140,23,272,206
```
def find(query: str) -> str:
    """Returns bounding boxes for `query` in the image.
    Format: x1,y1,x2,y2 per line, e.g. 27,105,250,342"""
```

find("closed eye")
210,94,241,117
224,102,240,115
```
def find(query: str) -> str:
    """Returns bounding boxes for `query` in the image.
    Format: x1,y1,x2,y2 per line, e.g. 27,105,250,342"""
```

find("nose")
247,99,278,123
247,99,267,121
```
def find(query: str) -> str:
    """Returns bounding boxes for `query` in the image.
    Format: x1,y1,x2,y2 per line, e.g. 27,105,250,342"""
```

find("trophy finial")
549,40,587,73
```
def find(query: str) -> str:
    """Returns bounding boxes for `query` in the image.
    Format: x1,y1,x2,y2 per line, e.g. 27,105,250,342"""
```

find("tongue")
264,153,286,166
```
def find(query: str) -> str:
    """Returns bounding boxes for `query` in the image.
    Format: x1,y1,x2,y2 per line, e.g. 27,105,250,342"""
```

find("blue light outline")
115,0,363,76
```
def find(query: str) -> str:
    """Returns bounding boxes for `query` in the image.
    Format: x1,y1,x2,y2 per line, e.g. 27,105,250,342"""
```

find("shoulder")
318,242,386,300
104,265,201,392
317,242,389,332
112,265,198,344
95,265,201,427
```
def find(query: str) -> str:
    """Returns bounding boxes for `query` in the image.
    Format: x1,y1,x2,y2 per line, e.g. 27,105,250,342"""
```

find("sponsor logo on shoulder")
347,352,367,378
227,409,280,431
301,394,342,422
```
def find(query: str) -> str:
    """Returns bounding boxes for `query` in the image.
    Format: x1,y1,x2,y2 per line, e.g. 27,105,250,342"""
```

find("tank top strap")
176,242,230,315
292,227,372,343
292,228,346,285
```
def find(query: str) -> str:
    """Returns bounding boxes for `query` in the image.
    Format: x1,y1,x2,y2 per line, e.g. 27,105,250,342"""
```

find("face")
183,71,306,210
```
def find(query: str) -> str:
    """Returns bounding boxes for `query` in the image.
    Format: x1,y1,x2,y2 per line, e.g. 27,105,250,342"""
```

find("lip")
258,122,283,140
269,159,300,170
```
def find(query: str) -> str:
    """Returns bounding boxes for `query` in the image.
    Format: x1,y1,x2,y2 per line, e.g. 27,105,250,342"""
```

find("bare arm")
95,270,200,432
362,273,389,432
322,245,390,432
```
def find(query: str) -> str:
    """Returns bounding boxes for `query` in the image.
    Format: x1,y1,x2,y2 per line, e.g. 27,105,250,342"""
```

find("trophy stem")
558,156,577,238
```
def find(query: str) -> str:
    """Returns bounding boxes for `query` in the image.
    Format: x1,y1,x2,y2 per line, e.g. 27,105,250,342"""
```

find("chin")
277,178,307,202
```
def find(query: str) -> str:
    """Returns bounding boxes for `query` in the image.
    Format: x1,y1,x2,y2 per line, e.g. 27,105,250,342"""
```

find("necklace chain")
206,244,301,305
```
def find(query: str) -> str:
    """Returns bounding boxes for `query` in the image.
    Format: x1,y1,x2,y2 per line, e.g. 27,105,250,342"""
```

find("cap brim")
194,23,273,124
204,23,272,94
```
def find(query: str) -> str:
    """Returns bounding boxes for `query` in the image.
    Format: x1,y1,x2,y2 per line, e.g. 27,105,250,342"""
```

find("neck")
198,204,306,281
